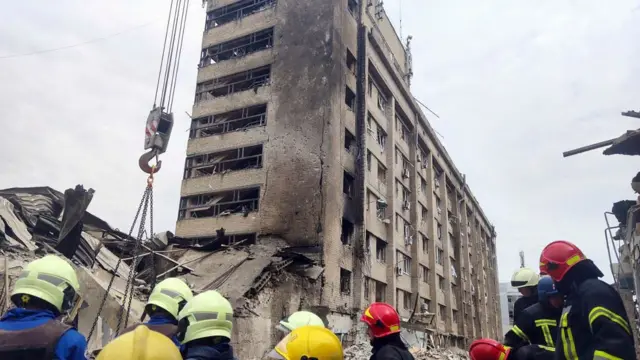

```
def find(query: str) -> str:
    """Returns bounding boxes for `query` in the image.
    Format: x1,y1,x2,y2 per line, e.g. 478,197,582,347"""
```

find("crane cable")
85,0,190,344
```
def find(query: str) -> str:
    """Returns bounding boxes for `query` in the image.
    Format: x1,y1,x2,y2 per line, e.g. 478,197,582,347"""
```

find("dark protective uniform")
370,333,414,360
0,308,86,360
507,344,555,360
512,294,538,323
120,315,180,347
182,339,237,360
555,261,636,359
504,302,561,349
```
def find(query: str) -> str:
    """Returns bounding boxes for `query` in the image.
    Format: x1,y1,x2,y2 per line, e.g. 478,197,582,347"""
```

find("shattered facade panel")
178,0,501,350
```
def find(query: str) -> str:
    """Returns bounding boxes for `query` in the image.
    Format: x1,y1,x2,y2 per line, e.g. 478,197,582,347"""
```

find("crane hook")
139,149,162,174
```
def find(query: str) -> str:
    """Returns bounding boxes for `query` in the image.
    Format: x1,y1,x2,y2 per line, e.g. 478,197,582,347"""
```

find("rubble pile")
344,343,469,360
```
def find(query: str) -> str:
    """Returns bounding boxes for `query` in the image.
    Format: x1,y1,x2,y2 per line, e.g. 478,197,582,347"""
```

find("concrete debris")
344,343,469,360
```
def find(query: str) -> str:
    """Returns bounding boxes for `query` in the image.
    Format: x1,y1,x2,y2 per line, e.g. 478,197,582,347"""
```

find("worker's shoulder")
57,327,87,346
577,278,618,297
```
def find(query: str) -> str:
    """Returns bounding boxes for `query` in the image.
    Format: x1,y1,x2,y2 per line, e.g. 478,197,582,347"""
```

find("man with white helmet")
510,267,539,322
0,255,87,360
120,277,193,347
177,290,237,360
277,310,325,334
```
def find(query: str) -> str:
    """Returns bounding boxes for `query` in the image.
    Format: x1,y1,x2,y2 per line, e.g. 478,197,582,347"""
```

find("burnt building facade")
177,0,501,346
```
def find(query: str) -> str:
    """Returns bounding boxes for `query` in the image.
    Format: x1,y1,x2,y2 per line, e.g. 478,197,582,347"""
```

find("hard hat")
539,240,586,282
510,268,539,289
11,255,80,313
97,325,181,360
267,325,343,360
359,302,401,338
177,290,233,343
279,311,325,332
537,275,560,303
146,277,193,319
469,338,510,360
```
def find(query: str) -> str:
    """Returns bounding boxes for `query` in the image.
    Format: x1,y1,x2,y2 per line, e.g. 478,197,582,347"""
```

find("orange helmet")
539,240,586,282
360,302,400,338
469,338,510,360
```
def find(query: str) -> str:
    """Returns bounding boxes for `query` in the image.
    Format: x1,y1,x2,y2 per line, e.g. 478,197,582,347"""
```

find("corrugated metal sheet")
0,197,37,250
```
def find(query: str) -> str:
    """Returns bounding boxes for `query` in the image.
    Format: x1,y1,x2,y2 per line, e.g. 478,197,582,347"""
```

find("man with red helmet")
469,338,553,360
539,240,635,360
360,302,414,360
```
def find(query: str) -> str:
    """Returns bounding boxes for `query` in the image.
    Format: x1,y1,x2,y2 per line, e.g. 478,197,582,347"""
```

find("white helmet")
511,268,539,288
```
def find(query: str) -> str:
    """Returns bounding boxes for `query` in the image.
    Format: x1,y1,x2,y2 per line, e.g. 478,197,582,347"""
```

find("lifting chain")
86,171,157,342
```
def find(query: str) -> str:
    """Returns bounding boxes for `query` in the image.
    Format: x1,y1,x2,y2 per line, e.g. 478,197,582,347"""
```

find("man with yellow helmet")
120,277,193,346
177,290,237,360
510,267,539,322
97,325,181,360
277,310,325,334
267,325,343,360
0,255,87,360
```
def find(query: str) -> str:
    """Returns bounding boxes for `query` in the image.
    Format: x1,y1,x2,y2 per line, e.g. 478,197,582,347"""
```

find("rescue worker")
539,240,636,359
504,275,563,349
360,302,414,360
267,325,343,360
120,277,193,346
178,290,237,360
510,267,539,322
96,325,181,360
469,338,554,360
0,254,87,360
277,310,325,334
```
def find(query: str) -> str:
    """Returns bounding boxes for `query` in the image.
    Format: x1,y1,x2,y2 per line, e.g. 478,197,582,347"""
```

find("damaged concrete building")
179,0,501,353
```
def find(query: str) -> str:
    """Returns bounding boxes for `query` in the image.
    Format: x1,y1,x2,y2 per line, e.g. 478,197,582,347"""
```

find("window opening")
190,104,267,138
343,171,355,198
206,0,276,30
200,28,273,67
346,49,357,75
340,268,352,294
183,144,263,179
345,86,356,111
178,187,260,219
195,65,271,103
345,129,356,153
341,218,354,245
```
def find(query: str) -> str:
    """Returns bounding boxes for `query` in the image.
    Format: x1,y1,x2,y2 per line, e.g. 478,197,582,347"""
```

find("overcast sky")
1,1,639,283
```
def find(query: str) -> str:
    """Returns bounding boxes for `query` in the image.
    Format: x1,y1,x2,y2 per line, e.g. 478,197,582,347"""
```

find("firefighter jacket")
370,333,415,360
513,294,538,323
508,344,555,360
0,308,87,360
120,315,180,347
182,340,237,360
555,277,635,359
504,302,561,349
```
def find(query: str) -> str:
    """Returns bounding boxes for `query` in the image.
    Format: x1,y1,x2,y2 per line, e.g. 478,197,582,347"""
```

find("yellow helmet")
97,325,181,360
510,268,539,288
146,278,193,319
177,290,233,344
11,255,80,313
268,325,343,360
279,311,325,333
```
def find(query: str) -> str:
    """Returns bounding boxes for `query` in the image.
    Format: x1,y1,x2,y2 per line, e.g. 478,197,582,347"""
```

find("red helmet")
360,302,401,338
539,240,586,282
469,338,510,360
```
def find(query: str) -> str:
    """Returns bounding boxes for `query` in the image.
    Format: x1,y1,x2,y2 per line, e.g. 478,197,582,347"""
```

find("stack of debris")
0,185,325,355
344,343,469,360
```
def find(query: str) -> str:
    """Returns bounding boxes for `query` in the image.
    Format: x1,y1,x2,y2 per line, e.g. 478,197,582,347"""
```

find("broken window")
347,0,358,17
421,234,429,254
401,184,410,204
341,218,354,245
178,187,260,219
418,146,429,169
396,251,411,274
179,233,257,249
421,265,429,283
436,248,444,265
436,196,442,215
340,268,351,295
376,125,386,149
195,65,270,103
200,27,274,67
420,177,427,194
437,222,442,240
345,86,356,111
421,205,428,224
366,151,372,171
376,237,387,262
346,48,356,75
343,171,355,198
438,275,445,290
183,144,263,179
205,0,276,30
439,305,447,321
375,280,386,302
190,104,267,138
345,129,356,153
396,115,410,144
401,290,412,310
364,277,371,300
377,163,386,184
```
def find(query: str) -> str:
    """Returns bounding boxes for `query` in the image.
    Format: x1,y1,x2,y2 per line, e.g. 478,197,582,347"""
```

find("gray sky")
1,1,639,283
